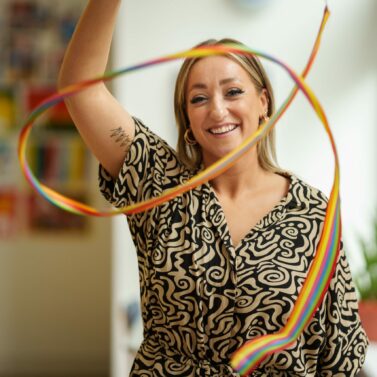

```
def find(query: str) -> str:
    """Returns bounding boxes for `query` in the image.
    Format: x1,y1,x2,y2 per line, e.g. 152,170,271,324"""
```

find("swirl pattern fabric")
99,119,368,376
18,5,368,373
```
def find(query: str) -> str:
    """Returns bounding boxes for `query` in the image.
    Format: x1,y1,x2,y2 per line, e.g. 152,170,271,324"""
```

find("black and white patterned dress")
99,118,368,376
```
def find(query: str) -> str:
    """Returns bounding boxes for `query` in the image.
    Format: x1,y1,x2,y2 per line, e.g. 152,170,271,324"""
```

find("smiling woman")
185,56,267,166
179,52,290,247
57,0,368,376
175,38,278,173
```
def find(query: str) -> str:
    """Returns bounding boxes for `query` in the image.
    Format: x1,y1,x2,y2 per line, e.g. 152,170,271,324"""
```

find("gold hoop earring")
259,112,269,125
184,128,197,146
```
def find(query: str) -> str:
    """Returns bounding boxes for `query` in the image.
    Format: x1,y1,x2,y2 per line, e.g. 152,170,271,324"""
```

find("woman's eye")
227,88,244,97
190,95,206,104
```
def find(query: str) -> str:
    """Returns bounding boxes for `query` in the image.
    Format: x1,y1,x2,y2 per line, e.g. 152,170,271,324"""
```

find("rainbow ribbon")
18,6,340,375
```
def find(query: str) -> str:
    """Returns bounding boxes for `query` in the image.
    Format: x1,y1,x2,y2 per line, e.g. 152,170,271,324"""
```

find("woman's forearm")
58,0,121,88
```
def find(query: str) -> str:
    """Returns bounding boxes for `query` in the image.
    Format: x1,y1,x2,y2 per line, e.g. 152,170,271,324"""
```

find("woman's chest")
148,195,317,299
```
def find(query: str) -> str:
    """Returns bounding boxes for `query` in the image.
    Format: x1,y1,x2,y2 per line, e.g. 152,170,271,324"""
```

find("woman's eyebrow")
188,77,238,92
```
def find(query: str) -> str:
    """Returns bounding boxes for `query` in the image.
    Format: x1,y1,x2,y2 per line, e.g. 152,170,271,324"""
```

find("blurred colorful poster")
0,188,17,238
0,139,17,186
25,86,73,128
27,190,88,233
0,87,17,133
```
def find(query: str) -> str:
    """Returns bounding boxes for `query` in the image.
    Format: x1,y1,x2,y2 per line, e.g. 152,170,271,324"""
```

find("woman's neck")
206,153,269,199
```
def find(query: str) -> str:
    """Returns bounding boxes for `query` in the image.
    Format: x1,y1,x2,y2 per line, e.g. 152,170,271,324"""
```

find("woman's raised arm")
58,0,134,178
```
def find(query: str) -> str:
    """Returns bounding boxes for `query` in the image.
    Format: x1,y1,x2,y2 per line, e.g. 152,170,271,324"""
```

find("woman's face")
185,56,267,167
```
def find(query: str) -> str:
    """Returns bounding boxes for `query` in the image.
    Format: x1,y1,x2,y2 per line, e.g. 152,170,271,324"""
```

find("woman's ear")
259,88,269,115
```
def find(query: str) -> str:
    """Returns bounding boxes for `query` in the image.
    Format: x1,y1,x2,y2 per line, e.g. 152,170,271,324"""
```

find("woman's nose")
209,97,227,121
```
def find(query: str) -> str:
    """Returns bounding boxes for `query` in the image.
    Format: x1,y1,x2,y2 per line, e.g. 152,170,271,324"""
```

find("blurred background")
0,0,376,376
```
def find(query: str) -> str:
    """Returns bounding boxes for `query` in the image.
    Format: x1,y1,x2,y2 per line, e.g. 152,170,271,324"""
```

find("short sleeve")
318,243,369,376
98,117,184,209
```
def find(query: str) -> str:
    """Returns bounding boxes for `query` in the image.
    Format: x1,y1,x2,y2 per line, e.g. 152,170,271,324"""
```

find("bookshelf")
0,0,92,236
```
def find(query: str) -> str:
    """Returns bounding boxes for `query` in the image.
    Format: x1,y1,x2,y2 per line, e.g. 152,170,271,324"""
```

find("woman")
58,1,368,375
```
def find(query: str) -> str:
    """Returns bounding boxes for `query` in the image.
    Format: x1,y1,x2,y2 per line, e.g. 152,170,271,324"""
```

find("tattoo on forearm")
110,127,132,152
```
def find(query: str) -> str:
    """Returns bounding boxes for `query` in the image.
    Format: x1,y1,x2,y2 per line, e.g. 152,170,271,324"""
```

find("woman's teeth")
209,124,237,135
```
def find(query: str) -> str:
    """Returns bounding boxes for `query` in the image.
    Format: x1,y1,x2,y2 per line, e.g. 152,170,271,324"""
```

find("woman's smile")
207,123,240,136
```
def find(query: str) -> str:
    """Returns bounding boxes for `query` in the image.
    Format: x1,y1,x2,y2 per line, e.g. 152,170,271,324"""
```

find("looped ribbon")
18,6,340,375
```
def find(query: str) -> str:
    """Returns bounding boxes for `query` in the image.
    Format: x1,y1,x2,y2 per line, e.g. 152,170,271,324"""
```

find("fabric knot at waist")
136,335,239,376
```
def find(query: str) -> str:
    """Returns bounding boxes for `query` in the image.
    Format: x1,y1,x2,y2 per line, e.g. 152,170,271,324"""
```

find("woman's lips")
208,124,239,135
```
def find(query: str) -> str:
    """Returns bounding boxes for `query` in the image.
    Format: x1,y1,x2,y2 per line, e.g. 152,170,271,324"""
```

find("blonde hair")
174,38,281,172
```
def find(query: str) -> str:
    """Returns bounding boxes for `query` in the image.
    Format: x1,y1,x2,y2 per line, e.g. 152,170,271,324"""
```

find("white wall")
0,219,111,376
0,157,112,376
111,0,377,375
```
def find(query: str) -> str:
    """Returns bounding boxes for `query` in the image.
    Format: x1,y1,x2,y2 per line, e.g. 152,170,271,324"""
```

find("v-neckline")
205,172,293,250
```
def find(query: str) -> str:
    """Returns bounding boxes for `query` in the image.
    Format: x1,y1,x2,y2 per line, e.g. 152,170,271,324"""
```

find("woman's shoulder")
132,117,174,151
281,171,329,213
131,116,194,182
